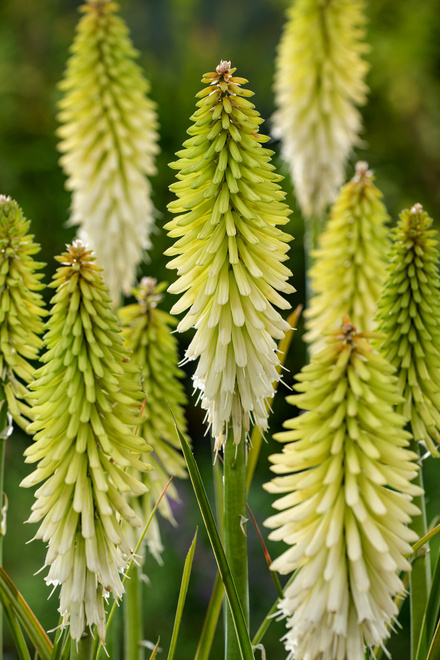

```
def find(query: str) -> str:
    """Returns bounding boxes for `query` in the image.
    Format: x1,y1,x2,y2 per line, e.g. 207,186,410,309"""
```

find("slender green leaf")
416,548,440,660
167,530,197,660
194,575,223,660
427,618,440,660
2,601,31,660
174,418,255,660
0,567,52,660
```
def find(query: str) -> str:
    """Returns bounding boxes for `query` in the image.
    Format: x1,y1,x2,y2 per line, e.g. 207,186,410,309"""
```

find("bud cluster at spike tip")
375,203,440,457
57,0,159,304
165,60,295,451
20,240,152,643
0,196,47,430
265,318,422,660
272,0,369,219
304,162,389,355
118,277,188,561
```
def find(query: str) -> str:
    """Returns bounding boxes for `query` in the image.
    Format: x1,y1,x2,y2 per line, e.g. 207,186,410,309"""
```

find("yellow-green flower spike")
375,203,440,458
57,0,159,305
273,0,369,219
265,318,422,660
304,162,389,354
0,195,46,431
20,240,151,644
119,277,188,560
165,60,295,452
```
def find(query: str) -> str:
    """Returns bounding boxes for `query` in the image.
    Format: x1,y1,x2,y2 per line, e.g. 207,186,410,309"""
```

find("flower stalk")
273,0,369,222
57,0,159,304
304,162,389,354
166,60,294,452
20,241,151,644
223,430,249,660
265,318,422,659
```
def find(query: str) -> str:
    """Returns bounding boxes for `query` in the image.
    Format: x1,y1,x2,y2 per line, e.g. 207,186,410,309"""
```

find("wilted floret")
0,195,46,430
21,241,151,643
57,0,159,304
304,162,389,354
273,0,369,219
265,319,421,660
166,61,294,451
376,203,440,457
119,277,188,560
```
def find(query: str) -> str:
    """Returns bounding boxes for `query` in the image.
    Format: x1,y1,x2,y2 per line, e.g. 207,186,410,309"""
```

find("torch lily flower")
57,0,159,304
0,195,46,431
119,277,188,560
21,241,151,643
304,162,389,354
165,60,294,451
265,318,422,659
375,203,440,457
273,0,369,219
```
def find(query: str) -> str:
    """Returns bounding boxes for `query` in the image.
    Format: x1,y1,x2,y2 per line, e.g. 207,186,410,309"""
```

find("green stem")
223,431,249,660
69,631,93,660
409,443,431,660
0,393,11,660
124,564,143,660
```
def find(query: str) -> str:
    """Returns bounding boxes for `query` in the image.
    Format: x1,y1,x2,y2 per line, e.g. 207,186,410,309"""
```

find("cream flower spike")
57,0,159,305
21,241,151,643
273,0,369,219
265,318,422,659
119,277,189,561
166,61,295,452
304,162,389,355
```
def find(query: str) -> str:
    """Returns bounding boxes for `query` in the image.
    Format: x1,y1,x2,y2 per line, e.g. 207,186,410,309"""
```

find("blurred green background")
1,0,440,658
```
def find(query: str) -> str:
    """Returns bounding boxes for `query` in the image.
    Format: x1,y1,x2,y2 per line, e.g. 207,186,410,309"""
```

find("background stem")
223,431,249,660
124,564,143,660
409,443,431,660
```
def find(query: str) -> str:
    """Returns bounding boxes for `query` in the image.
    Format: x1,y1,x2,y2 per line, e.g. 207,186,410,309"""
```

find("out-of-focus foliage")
1,1,440,658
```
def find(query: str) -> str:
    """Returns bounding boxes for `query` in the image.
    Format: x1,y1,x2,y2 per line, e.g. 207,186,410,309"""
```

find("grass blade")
2,601,31,660
0,567,52,660
167,530,198,660
416,547,440,660
194,574,223,660
427,618,440,660
174,417,254,660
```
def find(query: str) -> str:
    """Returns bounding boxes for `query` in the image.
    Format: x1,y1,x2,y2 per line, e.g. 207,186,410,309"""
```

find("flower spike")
265,318,422,659
273,0,369,219
20,240,151,643
119,277,188,560
166,61,295,451
57,0,159,304
375,203,440,457
0,196,46,431
304,162,389,354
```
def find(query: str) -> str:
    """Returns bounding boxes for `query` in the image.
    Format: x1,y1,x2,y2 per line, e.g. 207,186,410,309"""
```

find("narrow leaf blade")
167,530,198,660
